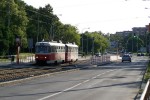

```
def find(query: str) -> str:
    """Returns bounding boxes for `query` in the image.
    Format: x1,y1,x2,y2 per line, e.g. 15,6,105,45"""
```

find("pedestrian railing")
0,55,35,65
91,55,110,65
140,80,150,100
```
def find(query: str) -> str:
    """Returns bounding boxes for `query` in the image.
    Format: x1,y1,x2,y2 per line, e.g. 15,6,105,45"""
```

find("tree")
0,0,28,55
61,24,80,45
81,31,109,54
127,36,144,52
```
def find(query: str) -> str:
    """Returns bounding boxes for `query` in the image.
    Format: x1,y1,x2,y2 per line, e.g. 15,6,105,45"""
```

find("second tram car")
35,40,78,64
65,43,78,62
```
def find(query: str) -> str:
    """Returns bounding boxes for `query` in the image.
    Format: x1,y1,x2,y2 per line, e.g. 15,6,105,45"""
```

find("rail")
140,80,150,100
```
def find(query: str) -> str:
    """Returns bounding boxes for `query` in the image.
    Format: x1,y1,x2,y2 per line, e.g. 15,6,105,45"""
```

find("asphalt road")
0,56,148,100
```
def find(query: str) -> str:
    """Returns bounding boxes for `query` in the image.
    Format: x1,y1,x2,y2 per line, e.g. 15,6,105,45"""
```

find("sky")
22,0,150,34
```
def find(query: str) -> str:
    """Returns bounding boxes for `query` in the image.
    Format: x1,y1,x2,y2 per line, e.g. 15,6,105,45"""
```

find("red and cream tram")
35,41,78,64
65,43,78,62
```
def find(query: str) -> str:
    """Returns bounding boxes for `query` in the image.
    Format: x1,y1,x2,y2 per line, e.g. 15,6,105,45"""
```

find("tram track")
0,60,89,86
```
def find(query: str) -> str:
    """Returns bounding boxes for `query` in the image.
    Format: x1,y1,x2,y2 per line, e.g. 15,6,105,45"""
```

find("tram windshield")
35,45,50,53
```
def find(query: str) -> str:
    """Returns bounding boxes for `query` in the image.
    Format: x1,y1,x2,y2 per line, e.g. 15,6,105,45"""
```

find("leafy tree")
81,31,109,54
126,36,144,52
61,24,80,45
0,0,28,55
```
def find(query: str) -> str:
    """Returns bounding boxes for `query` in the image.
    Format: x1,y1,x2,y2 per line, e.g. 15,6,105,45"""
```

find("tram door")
65,46,68,62
65,46,71,62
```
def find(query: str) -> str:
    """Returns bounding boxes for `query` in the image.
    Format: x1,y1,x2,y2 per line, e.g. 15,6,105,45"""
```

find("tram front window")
36,46,50,53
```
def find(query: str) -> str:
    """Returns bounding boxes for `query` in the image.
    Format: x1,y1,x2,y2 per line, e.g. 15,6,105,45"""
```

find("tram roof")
65,43,78,47
36,42,65,46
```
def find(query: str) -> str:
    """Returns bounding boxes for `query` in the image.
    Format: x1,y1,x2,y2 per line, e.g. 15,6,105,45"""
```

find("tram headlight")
45,57,47,59
36,56,38,58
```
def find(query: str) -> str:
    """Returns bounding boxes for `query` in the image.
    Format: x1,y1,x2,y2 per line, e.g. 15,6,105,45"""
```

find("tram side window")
55,46,57,52
57,46,60,52
51,46,56,52
69,47,71,52
48,46,51,52
59,46,61,52
60,46,63,52
60,47,62,52
76,47,78,52
63,47,64,52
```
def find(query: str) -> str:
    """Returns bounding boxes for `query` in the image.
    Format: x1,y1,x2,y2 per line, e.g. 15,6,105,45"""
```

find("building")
132,27,147,36
116,31,132,37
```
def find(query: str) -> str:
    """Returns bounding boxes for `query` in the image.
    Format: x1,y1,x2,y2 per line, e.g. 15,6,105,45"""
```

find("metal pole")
146,32,148,53
82,32,84,55
81,27,90,55
37,14,39,42
16,45,19,64
137,35,138,54
87,36,88,55
132,33,134,53
51,24,54,40
92,37,94,56
117,41,119,61
7,0,10,54
126,39,128,52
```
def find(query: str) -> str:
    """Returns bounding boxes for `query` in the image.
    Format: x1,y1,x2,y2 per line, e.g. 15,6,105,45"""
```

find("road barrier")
140,80,150,100
0,55,35,65
91,55,111,65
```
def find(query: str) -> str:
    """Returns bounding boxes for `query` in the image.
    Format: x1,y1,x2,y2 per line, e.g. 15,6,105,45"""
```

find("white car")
95,53,101,57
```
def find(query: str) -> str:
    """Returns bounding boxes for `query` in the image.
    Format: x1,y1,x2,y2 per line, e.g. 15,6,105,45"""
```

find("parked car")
141,53,144,56
95,53,101,57
137,53,141,56
122,54,131,62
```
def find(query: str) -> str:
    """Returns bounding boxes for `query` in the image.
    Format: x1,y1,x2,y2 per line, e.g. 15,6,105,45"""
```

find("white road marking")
38,92,62,100
37,69,117,100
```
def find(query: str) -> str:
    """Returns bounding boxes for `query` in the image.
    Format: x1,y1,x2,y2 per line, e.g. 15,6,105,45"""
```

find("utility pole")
87,36,88,54
7,0,10,54
37,13,39,42
132,33,133,52
81,27,90,55
92,37,94,56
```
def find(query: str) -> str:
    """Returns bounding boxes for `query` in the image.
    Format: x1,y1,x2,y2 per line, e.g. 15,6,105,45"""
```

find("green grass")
0,53,35,62
144,61,150,82
19,53,34,56
0,59,10,62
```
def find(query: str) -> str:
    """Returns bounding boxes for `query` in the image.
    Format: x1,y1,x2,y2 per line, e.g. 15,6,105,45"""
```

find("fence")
140,80,150,100
0,55,35,65
91,55,111,65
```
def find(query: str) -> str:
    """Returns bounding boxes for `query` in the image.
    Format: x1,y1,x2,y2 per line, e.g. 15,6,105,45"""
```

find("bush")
144,61,150,82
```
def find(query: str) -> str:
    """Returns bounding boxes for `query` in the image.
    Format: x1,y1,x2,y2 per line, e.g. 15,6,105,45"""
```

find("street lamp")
126,39,129,52
51,14,62,40
16,37,21,64
81,27,90,56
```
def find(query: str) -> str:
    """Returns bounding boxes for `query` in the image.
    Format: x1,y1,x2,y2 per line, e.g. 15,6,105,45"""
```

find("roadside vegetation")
144,60,150,82
0,0,109,56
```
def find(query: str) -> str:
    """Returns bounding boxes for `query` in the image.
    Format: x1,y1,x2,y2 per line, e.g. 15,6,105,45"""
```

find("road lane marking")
38,92,62,100
37,69,117,100
63,83,82,92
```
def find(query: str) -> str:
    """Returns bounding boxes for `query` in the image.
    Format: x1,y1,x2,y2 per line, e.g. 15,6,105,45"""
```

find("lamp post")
81,27,90,55
16,37,20,64
51,14,62,40
126,39,129,52
117,40,119,61
137,35,139,54
92,37,94,56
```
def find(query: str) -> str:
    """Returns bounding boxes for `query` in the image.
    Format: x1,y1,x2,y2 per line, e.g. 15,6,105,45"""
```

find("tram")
35,40,78,64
